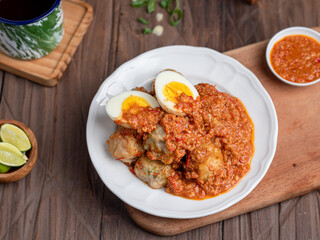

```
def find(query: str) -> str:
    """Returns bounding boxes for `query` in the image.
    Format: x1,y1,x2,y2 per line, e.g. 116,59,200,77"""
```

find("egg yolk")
163,82,193,103
121,95,150,113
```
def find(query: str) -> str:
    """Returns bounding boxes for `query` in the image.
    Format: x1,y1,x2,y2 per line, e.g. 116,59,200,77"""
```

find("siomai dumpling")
144,125,175,164
107,127,144,164
188,139,223,184
134,155,173,189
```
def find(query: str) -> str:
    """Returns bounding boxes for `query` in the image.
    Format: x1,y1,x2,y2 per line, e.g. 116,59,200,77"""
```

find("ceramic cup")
0,0,64,60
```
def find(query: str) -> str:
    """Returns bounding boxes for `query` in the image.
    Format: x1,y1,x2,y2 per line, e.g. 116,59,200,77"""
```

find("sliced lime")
0,163,11,173
0,124,31,151
0,142,23,155
0,142,27,167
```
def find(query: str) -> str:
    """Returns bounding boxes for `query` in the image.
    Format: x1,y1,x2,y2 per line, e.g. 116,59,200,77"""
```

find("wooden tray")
0,0,93,87
125,27,320,236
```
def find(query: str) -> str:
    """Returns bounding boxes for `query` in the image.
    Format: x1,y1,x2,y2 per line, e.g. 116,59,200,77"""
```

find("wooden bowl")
0,119,38,183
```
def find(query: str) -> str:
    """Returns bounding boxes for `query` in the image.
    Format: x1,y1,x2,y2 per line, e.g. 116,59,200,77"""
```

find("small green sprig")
142,27,152,34
138,17,149,25
132,0,183,35
159,0,182,26
131,0,148,8
170,8,182,27
147,0,156,13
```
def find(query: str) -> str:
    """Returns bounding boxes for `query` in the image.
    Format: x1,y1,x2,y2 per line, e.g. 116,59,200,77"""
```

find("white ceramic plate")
266,26,320,86
86,46,278,219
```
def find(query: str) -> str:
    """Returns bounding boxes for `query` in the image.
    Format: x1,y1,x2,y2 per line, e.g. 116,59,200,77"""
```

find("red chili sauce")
270,35,320,83
110,83,254,200
164,84,254,199
117,105,163,134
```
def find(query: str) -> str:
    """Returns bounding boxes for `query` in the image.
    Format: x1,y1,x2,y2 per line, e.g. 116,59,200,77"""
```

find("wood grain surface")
246,0,258,5
0,0,93,87
0,0,319,239
125,37,320,235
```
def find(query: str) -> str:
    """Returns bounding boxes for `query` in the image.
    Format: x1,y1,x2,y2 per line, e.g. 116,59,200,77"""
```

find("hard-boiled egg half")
155,70,199,115
106,91,159,126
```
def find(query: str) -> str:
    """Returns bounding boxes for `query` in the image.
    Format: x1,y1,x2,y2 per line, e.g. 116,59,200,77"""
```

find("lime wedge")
0,163,11,173
0,142,23,155
0,142,27,167
0,124,31,151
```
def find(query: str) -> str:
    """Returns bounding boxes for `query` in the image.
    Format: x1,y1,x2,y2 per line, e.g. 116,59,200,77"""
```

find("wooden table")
0,0,319,239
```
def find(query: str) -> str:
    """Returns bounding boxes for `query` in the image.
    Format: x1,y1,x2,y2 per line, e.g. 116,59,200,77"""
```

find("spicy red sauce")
271,34,320,83
117,105,164,134
112,83,254,200
164,84,254,199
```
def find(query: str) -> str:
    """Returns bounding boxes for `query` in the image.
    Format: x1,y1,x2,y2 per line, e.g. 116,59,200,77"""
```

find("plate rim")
86,45,278,219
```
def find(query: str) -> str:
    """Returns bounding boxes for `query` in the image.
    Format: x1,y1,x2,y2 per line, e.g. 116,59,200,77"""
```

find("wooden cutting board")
125,27,320,236
0,0,93,87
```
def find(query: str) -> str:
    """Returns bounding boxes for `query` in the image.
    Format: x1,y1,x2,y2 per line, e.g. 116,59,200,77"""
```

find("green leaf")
138,17,149,25
160,0,169,8
167,0,180,14
147,0,156,13
131,0,148,8
142,27,152,34
170,8,183,27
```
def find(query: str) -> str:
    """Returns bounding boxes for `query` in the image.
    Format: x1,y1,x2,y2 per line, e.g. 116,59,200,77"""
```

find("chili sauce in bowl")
266,26,320,86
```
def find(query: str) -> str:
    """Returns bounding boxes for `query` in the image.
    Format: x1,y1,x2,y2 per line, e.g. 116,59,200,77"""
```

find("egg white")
106,91,159,124
155,70,199,115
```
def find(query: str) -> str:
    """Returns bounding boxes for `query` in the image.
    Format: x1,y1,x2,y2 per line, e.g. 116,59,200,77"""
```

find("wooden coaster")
125,27,320,236
0,0,93,87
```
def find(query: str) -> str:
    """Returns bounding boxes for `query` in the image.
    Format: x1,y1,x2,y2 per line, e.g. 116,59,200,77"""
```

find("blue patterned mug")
0,0,64,60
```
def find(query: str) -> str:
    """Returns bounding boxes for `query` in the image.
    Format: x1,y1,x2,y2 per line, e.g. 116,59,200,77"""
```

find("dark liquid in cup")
0,0,56,21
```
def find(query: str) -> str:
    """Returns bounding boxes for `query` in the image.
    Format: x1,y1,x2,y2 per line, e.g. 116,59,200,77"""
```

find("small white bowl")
266,26,320,87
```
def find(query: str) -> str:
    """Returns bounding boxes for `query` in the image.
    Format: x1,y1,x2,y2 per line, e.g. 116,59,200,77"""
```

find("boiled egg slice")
155,70,199,115
106,91,159,126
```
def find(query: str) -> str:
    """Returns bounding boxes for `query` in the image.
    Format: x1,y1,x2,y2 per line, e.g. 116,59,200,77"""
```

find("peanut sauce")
271,35,320,83
118,83,254,199
164,84,254,199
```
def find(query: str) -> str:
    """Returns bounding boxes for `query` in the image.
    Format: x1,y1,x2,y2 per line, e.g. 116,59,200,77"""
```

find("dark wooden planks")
246,0,258,4
0,74,46,239
0,0,107,238
0,71,3,101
